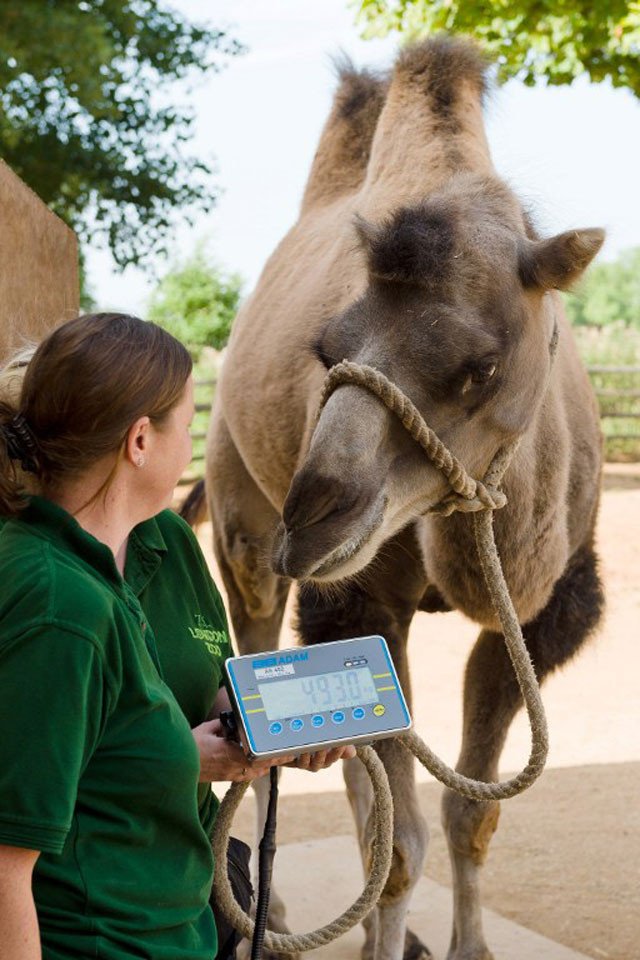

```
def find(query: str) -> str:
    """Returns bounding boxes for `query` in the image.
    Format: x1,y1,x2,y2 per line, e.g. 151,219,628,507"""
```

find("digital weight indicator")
225,635,411,760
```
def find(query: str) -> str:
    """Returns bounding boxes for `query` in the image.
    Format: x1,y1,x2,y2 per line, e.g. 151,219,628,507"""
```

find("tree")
0,1,243,267
563,247,640,328
353,1,640,95
147,245,243,355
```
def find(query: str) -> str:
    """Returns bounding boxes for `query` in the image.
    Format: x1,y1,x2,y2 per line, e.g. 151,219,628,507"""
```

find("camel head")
272,173,603,582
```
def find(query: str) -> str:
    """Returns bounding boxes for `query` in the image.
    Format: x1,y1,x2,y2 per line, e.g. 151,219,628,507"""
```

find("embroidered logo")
189,613,227,658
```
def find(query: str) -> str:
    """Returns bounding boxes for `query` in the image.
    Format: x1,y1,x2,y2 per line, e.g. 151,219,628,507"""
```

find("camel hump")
358,36,494,209
300,56,388,215
395,35,489,110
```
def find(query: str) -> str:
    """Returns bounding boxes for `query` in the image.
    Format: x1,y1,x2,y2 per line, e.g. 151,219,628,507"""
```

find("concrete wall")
0,159,79,366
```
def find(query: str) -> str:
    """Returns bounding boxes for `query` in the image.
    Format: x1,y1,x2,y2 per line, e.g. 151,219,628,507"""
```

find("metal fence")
182,366,640,484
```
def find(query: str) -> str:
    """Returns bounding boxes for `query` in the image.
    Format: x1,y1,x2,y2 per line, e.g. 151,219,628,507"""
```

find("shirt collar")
132,515,168,554
17,497,168,592
125,514,168,596
18,495,122,585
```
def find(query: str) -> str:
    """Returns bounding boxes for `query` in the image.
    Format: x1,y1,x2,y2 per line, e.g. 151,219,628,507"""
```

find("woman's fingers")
232,744,358,781
234,753,296,782
328,744,356,762
291,751,324,772
289,744,357,772
192,720,300,783
273,754,296,768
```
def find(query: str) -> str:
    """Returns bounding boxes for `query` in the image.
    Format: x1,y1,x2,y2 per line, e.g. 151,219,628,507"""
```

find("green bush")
563,248,640,330
148,247,243,356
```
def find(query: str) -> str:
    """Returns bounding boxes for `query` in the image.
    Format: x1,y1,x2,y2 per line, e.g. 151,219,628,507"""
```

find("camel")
191,37,605,960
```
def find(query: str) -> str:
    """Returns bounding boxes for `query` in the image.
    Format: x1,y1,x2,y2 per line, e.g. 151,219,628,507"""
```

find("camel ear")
519,228,605,291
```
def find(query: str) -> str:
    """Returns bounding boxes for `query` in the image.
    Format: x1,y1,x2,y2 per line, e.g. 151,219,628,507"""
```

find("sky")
85,0,640,313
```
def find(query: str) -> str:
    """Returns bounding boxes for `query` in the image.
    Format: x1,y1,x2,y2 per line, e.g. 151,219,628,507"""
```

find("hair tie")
0,414,40,473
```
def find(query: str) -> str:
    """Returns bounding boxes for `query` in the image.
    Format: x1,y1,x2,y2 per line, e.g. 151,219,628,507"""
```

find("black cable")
251,766,279,960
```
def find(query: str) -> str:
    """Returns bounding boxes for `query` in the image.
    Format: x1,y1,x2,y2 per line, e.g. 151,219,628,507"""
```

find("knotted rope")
319,361,508,517
321,361,548,801
213,359,550,949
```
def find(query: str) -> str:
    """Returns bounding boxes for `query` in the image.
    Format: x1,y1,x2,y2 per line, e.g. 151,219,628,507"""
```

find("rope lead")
212,359,549,950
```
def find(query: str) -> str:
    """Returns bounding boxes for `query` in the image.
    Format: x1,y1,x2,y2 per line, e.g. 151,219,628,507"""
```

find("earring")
136,457,144,467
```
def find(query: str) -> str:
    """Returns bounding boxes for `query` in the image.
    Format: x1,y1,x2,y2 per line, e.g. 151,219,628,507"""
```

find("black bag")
211,836,254,959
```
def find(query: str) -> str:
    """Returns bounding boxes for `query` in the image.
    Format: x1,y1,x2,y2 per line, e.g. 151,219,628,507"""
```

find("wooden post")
0,159,79,366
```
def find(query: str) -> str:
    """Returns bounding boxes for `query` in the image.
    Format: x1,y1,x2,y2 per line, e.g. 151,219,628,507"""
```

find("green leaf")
0,0,245,267
353,0,640,96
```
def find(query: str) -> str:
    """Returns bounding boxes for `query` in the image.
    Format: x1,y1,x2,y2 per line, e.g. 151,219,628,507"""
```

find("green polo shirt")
125,504,232,837
0,497,231,960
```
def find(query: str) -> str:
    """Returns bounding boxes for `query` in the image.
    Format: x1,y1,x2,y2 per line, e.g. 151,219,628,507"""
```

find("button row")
268,704,385,736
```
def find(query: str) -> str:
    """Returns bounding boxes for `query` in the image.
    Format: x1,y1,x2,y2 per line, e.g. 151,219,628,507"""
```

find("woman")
0,313,353,960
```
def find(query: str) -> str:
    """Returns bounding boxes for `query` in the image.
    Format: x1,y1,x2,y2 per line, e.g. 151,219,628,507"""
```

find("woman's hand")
286,744,356,772
192,718,295,783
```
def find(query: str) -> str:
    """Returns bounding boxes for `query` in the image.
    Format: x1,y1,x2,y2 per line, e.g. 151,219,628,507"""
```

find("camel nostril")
285,490,338,530
282,473,362,532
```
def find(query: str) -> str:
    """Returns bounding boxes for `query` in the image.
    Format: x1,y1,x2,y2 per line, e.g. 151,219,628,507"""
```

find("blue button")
290,718,304,732
352,707,365,720
269,722,283,735
312,715,325,728
332,711,345,724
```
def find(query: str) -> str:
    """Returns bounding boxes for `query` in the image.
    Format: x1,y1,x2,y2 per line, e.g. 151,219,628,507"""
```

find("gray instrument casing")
225,635,412,760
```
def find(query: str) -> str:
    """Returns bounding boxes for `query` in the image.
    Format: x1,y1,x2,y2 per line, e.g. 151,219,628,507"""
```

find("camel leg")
343,727,431,960
298,525,430,960
207,416,295,960
343,755,378,960
442,544,604,960
372,735,430,960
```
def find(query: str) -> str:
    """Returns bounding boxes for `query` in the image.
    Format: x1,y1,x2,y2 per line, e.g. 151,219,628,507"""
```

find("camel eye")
461,361,497,395
471,361,497,384
312,338,336,370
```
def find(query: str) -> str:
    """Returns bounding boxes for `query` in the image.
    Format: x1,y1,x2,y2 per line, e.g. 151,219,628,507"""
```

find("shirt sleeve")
0,626,112,854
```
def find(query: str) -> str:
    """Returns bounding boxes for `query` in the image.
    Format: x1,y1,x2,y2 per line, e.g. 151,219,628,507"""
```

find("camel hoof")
446,948,494,960
404,927,433,960
406,947,432,960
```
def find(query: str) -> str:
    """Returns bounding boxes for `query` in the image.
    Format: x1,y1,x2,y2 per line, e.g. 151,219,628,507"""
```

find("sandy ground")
195,463,640,960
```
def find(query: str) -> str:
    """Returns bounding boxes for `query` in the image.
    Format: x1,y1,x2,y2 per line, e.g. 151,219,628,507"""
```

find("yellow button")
373,704,386,717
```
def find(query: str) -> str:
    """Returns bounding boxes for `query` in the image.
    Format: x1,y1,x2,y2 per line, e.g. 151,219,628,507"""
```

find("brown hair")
0,313,192,515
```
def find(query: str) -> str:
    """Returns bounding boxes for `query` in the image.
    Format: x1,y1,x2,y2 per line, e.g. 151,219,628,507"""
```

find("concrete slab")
269,835,593,960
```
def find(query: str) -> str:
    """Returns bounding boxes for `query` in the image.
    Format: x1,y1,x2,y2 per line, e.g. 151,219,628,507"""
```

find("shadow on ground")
229,761,640,960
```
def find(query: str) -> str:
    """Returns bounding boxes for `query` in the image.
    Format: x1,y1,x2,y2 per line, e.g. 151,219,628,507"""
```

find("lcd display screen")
258,668,380,721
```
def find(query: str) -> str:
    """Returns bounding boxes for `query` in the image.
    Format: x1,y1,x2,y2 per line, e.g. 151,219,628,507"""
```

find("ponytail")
0,348,38,515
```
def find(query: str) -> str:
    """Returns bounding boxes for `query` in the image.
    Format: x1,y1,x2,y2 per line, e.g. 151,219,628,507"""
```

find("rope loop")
212,744,395,953
316,360,549,798
321,361,499,514
211,359,551,952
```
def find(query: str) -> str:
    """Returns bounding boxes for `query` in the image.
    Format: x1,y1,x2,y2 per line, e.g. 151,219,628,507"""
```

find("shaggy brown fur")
196,36,604,960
